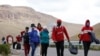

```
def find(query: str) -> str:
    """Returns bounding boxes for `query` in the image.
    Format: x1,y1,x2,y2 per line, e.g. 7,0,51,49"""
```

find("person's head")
2,37,5,41
18,35,20,37
57,19,62,26
25,27,29,32
31,23,35,28
43,26,47,30
37,23,42,28
43,26,49,33
85,19,90,27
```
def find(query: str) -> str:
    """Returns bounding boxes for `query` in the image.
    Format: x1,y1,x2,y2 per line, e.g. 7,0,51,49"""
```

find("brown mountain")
0,5,82,42
93,23,100,39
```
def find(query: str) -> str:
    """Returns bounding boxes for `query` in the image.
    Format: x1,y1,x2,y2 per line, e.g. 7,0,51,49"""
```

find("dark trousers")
83,41,91,56
41,43,49,56
24,43,30,56
55,41,64,56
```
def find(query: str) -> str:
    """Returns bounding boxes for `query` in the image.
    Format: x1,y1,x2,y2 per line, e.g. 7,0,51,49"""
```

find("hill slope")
93,23,100,39
0,5,82,42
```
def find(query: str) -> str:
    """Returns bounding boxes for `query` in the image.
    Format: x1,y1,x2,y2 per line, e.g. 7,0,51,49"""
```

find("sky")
0,0,100,25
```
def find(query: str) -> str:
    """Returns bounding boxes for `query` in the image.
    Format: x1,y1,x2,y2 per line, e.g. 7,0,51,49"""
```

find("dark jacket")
88,32,100,44
23,32,29,44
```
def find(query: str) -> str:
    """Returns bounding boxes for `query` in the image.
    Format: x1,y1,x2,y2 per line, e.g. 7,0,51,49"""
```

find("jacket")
29,28,40,43
80,20,93,42
16,35,22,42
23,32,29,44
52,26,70,42
40,29,49,44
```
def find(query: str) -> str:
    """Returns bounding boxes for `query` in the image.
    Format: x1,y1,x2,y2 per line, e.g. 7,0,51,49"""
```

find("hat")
31,23,35,27
57,19,62,23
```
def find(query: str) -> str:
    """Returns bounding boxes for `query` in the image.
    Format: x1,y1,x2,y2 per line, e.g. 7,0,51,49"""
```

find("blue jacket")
40,29,49,44
29,28,40,43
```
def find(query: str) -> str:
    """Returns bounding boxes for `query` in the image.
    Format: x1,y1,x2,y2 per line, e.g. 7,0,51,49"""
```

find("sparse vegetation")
0,44,11,56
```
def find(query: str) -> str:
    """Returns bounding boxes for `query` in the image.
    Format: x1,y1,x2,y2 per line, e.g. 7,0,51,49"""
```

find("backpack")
29,29,40,43
23,32,29,43
16,43,21,50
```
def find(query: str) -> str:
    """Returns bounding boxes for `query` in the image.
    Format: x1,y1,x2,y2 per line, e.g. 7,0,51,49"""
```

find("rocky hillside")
0,5,83,42
93,23,100,39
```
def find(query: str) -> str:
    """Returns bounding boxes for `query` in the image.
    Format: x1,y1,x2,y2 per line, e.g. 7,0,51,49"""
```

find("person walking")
37,23,43,56
21,27,30,56
51,19,70,56
1,37,6,44
40,26,49,56
29,23,40,56
37,23,43,32
79,19,93,56
16,35,22,50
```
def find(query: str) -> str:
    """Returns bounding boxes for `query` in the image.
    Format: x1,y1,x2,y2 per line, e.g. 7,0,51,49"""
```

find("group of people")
1,19,98,56
21,23,49,56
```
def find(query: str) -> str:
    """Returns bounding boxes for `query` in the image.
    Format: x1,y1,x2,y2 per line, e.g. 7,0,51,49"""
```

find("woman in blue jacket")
40,26,49,56
29,23,40,56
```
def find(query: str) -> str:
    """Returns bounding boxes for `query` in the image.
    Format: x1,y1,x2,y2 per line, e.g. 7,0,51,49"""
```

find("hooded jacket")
29,28,40,43
40,29,49,44
80,20,93,42
52,25,70,42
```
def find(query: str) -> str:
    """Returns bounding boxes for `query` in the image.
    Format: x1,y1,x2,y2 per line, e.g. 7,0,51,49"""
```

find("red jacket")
80,20,93,42
52,26,70,42
20,31,25,36
16,35,22,42
37,27,43,32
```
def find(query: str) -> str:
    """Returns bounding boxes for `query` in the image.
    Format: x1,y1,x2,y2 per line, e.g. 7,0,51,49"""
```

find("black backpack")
16,43,21,50
69,43,78,55
23,32,29,43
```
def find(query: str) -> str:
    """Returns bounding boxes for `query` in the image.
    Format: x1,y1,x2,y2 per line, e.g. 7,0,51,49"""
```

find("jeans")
30,42,39,56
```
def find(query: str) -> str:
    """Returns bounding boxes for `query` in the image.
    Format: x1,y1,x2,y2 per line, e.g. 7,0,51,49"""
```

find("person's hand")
68,40,71,45
53,41,57,43
79,41,81,44
68,40,70,42
88,32,91,35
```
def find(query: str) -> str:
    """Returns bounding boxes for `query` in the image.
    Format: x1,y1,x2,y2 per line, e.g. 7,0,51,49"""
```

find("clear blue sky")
0,0,100,25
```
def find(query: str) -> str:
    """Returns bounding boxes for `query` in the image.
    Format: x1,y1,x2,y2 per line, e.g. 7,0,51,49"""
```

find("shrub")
0,44,11,56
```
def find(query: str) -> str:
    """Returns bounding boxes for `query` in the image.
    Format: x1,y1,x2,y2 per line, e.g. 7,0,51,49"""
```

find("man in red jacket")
79,19,93,56
52,19,70,56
